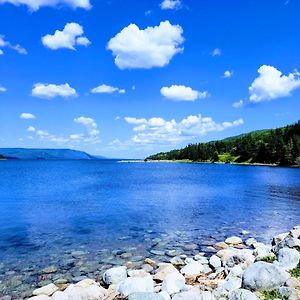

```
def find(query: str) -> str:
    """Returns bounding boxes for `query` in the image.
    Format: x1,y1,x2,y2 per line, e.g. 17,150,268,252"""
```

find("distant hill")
146,121,300,166
0,148,103,160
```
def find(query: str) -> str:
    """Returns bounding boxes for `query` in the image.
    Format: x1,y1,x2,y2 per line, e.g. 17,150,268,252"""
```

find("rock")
290,228,300,239
195,256,208,264
278,287,300,300
102,266,127,285
286,277,300,289
274,236,300,253
161,272,185,295
128,292,164,300
128,269,150,277
153,263,178,281
217,276,242,293
216,249,236,261
183,244,198,251
28,296,51,300
242,262,290,291
165,250,181,257
180,262,203,276
142,264,154,273
209,255,221,270
118,276,154,297
245,238,257,247
275,247,300,271
253,243,273,260
33,283,58,296
172,287,202,300
214,242,229,250
201,291,215,300
145,258,156,266
241,230,249,236
225,237,243,245
273,232,289,245
41,266,58,274
228,288,259,300
170,256,185,266
150,250,165,256
0,297,11,300
51,291,68,300
158,291,171,300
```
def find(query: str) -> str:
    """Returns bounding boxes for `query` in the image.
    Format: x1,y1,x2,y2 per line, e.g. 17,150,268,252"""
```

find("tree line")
146,120,300,166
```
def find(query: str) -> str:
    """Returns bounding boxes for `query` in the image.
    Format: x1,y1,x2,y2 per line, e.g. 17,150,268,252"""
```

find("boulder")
180,262,203,276
28,297,51,300
102,266,127,285
209,255,221,270
278,287,300,300
33,283,58,296
153,263,178,281
158,291,171,300
118,276,154,297
170,256,185,266
276,247,300,271
225,237,243,245
228,289,259,300
172,287,202,300
128,269,150,277
161,272,185,295
242,262,290,291
128,292,164,300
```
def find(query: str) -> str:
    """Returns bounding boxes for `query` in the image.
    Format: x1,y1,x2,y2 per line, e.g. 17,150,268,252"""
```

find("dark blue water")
0,160,300,296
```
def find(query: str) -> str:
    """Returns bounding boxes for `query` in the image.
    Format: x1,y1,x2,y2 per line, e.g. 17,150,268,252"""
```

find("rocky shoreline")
2,226,299,300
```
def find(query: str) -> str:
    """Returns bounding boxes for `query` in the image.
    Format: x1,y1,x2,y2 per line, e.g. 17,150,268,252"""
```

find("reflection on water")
0,160,299,297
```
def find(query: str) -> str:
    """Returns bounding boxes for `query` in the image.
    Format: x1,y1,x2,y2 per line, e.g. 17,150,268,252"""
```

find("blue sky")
0,0,300,158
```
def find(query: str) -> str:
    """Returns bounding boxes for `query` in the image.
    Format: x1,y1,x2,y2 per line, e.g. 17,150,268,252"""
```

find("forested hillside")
146,121,300,166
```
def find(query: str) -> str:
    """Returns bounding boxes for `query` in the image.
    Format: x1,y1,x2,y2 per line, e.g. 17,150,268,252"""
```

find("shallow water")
0,160,300,297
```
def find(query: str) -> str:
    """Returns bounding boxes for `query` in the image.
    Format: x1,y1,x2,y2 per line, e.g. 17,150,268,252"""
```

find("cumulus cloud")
212,48,221,57
232,100,244,108
160,0,181,10
0,35,27,55
161,85,208,101
42,23,90,50
91,84,126,94
0,85,6,92
27,126,36,132
20,112,36,119
249,65,300,102
124,114,244,145
107,21,184,69
0,0,91,11
32,83,77,98
223,70,233,78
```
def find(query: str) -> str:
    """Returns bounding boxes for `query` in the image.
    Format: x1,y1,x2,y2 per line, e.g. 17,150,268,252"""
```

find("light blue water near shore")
0,160,300,296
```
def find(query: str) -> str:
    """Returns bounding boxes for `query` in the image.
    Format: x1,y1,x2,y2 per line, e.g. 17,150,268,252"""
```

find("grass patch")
289,261,300,278
262,290,288,300
260,255,276,263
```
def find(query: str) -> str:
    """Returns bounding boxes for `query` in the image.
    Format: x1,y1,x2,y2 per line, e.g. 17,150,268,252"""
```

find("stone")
161,272,185,295
172,287,202,300
242,262,290,291
214,242,229,250
225,237,243,245
118,276,154,297
228,288,259,300
290,228,300,239
142,264,154,273
217,276,242,293
241,230,250,236
153,263,178,281
28,296,51,300
286,277,300,289
102,266,127,285
33,283,58,296
165,250,181,257
275,247,300,271
273,232,289,245
128,292,164,300
158,291,171,300
253,243,273,260
128,269,150,277
274,236,300,254
41,266,58,274
209,255,221,269
216,249,236,261
180,262,203,276
278,287,300,300
150,250,165,256
201,291,215,300
170,256,185,266
245,238,257,247
145,258,156,266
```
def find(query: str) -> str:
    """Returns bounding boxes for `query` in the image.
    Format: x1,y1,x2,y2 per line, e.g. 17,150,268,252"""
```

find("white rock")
242,262,290,291
128,269,150,277
33,283,58,296
225,236,242,245
209,255,221,269
278,286,300,300
118,276,154,297
28,296,51,300
180,262,203,276
153,263,178,281
216,249,236,261
51,291,68,300
273,232,289,245
201,291,215,300
228,289,259,300
217,276,242,293
253,243,273,260
275,247,300,271
172,287,202,300
245,238,257,247
103,266,127,285
161,272,185,295
158,291,171,300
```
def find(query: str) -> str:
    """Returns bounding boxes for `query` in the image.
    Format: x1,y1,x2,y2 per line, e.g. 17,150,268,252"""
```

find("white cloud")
223,70,233,78
124,114,244,146
32,83,77,98
27,126,36,132
91,84,126,94
160,0,181,10
0,0,91,11
73,116,100,143
0,35,27,55
212,48,221,57
42,23,90,50
0,85,6,92
232,100,244,108
249,65,300,102
107,21,184,69
161,85,208,101
20,112,36,119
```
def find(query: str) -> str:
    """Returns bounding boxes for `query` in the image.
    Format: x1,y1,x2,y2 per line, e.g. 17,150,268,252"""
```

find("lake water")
0,160,300,297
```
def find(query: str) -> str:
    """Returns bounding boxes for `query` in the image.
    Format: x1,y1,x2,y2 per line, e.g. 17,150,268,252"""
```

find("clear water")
0,160,300,297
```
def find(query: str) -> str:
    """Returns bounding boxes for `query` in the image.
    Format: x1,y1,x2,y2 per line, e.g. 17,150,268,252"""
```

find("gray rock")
102,266,127,285
242,262,290,291
128,292,164,300
276,247,300,271
277,286,300,300
228,288,259,300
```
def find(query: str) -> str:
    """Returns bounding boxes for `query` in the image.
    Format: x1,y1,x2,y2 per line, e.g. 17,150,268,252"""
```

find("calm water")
0,160,300,297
